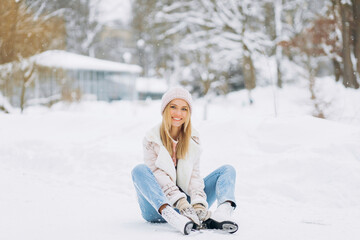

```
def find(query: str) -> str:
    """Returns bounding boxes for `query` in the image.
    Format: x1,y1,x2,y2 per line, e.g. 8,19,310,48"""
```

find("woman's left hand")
176,198,201,225
193,203,211,222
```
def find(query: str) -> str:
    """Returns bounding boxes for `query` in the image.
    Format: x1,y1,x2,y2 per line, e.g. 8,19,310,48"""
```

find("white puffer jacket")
143,124,208,208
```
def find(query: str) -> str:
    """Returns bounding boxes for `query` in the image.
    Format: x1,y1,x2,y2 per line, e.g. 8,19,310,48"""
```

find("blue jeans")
131,164,237,223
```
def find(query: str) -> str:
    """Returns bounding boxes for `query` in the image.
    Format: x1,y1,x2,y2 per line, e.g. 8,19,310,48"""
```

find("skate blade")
202,219,238,234
222,222,238,233
184,222,194,235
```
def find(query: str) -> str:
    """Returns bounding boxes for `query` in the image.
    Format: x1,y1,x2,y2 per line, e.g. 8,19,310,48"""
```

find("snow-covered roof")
136,77,168,93
32,50,142,73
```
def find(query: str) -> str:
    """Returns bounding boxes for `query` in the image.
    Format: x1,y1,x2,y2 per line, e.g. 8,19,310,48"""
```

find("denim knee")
131,164,150,180
220,164,236,176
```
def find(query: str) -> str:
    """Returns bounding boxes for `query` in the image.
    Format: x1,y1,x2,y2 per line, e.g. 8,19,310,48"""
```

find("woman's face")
168,99,189,128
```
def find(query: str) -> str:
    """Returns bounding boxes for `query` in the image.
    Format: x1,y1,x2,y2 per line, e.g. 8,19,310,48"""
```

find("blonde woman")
131,87,238,235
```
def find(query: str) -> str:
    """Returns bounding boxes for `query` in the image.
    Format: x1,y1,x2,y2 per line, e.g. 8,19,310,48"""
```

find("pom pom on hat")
161,86,193,114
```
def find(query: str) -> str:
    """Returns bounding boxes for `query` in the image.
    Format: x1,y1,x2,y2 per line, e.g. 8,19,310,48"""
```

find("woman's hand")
175,198,200,225
193,203,211,222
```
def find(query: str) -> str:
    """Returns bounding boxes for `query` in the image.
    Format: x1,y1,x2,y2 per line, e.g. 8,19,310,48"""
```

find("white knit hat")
161,86,193,114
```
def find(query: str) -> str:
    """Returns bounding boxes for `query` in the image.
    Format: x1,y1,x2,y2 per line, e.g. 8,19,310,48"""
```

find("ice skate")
161,206,194,235
203,202,238,233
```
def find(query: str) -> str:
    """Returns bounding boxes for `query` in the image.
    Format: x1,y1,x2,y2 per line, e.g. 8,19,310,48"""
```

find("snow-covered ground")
1,81,360,240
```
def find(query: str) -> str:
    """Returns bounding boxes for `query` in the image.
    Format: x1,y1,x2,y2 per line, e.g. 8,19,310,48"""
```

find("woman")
131,86,238,235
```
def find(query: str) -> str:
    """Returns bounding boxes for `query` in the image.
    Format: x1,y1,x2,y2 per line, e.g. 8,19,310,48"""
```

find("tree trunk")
338,0,359,88
240,5,256,103
274,0,283,88
332,58,342,82
20,62,35,113
20,78,26,113
352,0,360,74
0,105,10,114
243,45,256,93
307,55,324,119
202,79,211,121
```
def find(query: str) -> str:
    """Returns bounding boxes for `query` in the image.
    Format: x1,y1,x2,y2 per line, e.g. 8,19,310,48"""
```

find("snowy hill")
1,83,360,240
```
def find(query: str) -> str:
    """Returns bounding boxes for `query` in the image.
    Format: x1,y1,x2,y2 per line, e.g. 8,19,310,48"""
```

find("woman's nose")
173,109,181,116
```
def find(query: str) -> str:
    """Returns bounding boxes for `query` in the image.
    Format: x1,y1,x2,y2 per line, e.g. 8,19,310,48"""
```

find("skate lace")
162,206,193,234
196,209,210,221
181,206,200,225
163,207,178,221
182,207,196,216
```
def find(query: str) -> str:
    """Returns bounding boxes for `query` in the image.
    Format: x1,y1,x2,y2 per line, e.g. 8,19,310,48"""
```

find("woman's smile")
169,99,188,128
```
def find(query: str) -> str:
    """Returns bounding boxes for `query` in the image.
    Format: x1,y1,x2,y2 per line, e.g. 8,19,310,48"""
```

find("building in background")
0,50,142,108
1,50,170,110
33,50,142,103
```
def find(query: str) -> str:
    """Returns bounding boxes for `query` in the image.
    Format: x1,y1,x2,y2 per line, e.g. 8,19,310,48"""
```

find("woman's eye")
170,106,176,109
182,108,188,111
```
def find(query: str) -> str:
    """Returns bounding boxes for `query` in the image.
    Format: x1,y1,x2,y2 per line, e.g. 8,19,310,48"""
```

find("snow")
0,92,13,113
1,82,360,240
32,50,142,73
96,0,132,25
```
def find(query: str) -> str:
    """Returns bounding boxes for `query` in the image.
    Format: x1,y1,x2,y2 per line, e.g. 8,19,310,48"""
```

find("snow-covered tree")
0,57,37,112
0,0,66,111
131,0,158,77
274,0,284,88
334,0,359,88
154,1,272,100
352,0,360,75
0,0,65,64
26,0,104,57
281,0,359,89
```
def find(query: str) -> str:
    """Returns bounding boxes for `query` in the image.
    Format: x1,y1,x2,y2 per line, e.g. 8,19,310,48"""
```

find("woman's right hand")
193,203,211,221
175,198,200,225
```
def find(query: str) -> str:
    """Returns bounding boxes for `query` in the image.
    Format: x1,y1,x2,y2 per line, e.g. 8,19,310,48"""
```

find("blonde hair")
160,103,192,160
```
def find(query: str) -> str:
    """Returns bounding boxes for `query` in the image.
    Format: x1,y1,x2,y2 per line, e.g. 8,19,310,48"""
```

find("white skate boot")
203,202,238,233
161,206,194,235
